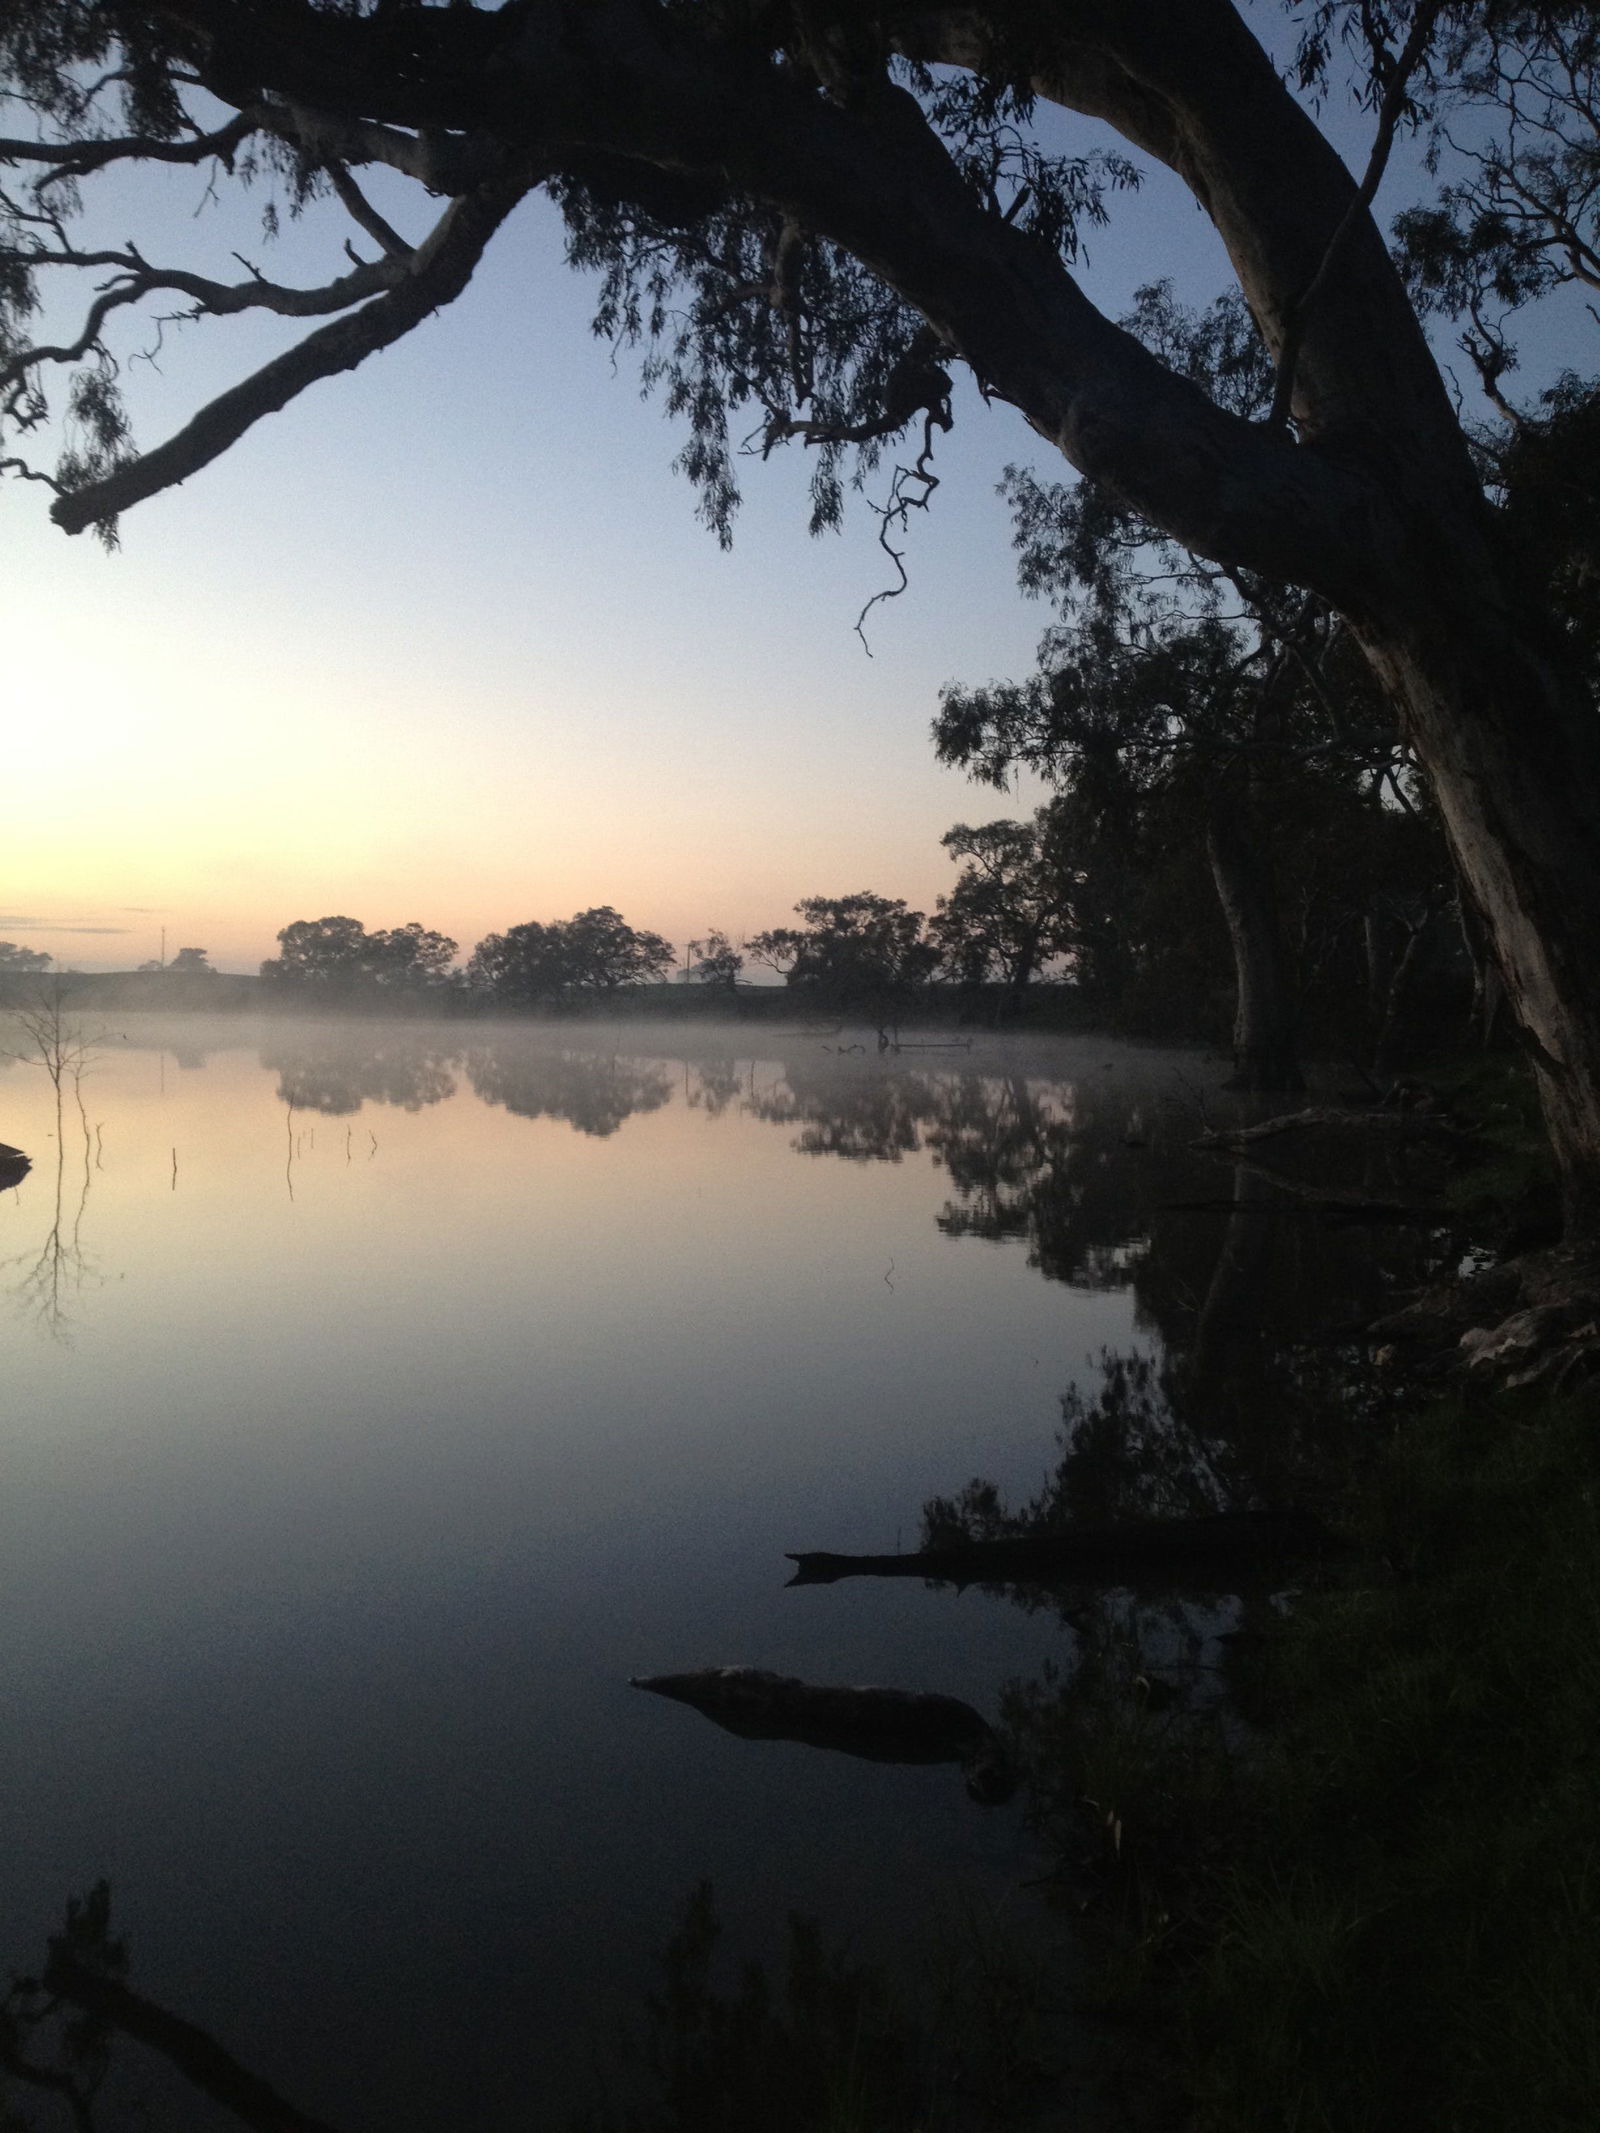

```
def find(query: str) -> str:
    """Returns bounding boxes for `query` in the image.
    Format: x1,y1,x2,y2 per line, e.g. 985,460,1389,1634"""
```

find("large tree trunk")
1359,599,1600,1232
1205,792,1303,1094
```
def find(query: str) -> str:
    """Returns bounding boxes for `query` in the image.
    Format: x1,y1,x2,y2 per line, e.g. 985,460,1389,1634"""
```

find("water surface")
0,1015,1446,2127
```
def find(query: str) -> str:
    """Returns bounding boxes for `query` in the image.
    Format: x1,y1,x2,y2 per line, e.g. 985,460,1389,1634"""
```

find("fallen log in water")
0,1140,30,1188
631,1666,1016,1804
786,1510,1345,1594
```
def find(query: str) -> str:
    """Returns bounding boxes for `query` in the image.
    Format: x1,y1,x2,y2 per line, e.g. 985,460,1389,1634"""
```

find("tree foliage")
930,814,1073,1003
261,915,458,990
0,940,50,970
686,928,745,994
1392,8,1600,401
467,906,674,1006
748,892,936,1008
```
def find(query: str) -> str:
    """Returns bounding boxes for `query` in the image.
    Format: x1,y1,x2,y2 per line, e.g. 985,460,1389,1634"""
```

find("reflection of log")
1162,1177,1445,1222
786,1511,1344,1594
1195,1107,1477,1152
631,1666,1016,1804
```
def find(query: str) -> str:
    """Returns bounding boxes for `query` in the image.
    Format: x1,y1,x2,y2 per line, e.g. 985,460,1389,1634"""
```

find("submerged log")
631,1666,1016,1804
786,1510,1345,1594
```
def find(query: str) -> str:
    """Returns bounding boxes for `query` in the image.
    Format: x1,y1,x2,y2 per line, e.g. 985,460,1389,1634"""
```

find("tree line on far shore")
246,754,1468,1090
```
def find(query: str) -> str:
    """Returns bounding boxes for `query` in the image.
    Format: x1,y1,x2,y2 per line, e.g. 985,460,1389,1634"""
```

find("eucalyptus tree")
5,3,1600,1217
1394,8,1600,412
467,906,673,1003
936,277,1439,1087
748,891,936,1010
261,914,458,988
686,928,745,998
936,604,1420,1087
930,814,1074,1019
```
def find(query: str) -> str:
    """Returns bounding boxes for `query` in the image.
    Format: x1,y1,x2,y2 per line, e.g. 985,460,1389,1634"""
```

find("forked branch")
50,177,529,535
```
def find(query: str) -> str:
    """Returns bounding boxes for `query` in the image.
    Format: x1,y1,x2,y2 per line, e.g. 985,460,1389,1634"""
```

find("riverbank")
1181,1375,1600,2128
1037,1053,1600,2129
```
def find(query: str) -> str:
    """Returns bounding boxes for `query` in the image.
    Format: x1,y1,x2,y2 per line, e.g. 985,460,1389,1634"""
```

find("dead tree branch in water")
786,1511,1346,1594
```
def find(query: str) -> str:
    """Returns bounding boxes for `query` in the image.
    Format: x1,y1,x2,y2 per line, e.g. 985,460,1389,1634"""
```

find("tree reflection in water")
738,1052,1462,1532
260,1032,459,1116
749,1052,1468,1886
1,1017,102,1344
465,1043,673,1138
0,1126,99,1343
744,1054,943,1161
683,1055,746,1119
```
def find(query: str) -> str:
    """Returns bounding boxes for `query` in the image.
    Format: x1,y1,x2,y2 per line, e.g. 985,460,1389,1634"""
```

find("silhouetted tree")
687,929,745,1000
934,281,1445,1088
1394,13,1599,421
748,894,936,1015
261,916,457,993
929,815,1073,1018
0,941,51,971
467,907,673,1008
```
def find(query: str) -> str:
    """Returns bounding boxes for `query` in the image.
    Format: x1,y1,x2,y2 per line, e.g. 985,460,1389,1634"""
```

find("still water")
0,1016,1445,2128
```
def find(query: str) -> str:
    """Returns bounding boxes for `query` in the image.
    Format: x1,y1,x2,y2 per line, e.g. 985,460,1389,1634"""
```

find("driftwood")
631,1666,1016,1804
786,1511,1345,1595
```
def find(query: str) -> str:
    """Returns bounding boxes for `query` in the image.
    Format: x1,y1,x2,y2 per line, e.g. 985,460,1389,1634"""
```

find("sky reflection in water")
0,1016,1443,2129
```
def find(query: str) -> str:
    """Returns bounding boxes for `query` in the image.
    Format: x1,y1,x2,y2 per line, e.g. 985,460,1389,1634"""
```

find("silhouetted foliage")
685,930,744,998
929,816,1073,1015
934,281,1461,1079
748,894,936,1013
467,908,673,1009
261,916,458,995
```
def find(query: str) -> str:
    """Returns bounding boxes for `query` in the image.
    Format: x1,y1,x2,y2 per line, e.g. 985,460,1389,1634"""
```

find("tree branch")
44,1955,345,2133
0,248,406,398
326,162,412,259
1268,1,1447,429
0,108,259,184
51,177,528,535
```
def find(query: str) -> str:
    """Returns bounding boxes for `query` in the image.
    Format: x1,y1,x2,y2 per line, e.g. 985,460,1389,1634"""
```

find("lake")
0,1014,1449,2128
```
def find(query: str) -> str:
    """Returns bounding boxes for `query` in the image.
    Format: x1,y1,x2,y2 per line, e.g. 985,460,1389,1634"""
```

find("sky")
0,16,1583,974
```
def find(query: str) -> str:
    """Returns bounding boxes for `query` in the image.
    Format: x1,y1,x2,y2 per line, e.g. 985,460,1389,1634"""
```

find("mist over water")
0,1016,1446,2128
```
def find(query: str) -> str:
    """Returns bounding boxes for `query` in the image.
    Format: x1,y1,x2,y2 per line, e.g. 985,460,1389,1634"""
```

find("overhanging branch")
51,177,529,534
0,108,260,183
